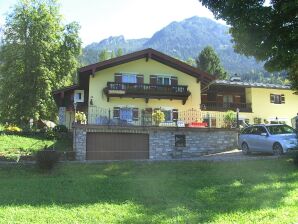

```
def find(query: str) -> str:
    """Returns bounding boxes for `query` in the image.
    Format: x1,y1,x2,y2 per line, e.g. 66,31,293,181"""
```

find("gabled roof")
79,48,215,88
52,84,79,94
212,80,292,90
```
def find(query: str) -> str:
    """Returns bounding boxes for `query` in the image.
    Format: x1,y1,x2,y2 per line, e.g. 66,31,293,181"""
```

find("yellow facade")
88,58,201,124
205,87,298,127
242,87,298,125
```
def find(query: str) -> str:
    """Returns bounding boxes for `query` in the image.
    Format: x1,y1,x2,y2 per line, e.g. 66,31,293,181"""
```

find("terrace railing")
106,82,189,96
201,101,252,112
87,107,228,128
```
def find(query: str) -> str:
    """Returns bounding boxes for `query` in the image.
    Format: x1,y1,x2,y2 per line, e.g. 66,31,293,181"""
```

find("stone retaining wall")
73,125,238,161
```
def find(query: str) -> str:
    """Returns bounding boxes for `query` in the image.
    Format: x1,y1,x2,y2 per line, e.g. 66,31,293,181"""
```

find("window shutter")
136,74,144,84
154,108,159,112
216,94,223,103
114,73,122,83
113,107,120,118
150,75,157,85
132,108,139,121
171,76,178,86
172,109,178,121
270,94,275,103
281,94,285,104
201,93,207,102
234,95,241,104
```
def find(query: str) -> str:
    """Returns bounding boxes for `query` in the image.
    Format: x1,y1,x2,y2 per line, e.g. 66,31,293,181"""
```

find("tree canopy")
196,46,228,79
0,0,81,125
199,0,298,89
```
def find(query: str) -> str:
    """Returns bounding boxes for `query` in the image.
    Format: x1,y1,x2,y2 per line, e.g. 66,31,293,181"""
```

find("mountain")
80,16,265,75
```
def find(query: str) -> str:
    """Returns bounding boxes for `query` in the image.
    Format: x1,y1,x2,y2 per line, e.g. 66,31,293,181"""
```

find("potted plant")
152,110,165,126
75,111,87,124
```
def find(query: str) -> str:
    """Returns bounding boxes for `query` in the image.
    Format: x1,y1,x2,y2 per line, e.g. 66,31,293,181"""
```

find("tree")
98,49,111,62
0,0,81,125
199,0,298,90
185,57,196,66
196,46,228,79
116,48,123,57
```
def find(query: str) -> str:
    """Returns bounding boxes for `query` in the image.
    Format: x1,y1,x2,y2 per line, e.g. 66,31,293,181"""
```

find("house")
52,48,215,129
201,79,298,127
52,49,298,161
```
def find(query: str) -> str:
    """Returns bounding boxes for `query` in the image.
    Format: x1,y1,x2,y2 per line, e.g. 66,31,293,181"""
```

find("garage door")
86,133,149,160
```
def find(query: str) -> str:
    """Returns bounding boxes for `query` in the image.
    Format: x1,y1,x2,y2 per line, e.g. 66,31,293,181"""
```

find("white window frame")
74,90,84,103
157,75,171,85
121,72,137,84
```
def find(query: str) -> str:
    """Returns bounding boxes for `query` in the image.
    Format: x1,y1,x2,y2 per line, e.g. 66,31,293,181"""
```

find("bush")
53,125,68,133
36,147,59,170
45,130,57,140
224,110,236,128
4,125,22,132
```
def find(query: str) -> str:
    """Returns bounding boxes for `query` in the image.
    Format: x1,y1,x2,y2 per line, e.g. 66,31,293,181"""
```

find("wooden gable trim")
78,48,215,86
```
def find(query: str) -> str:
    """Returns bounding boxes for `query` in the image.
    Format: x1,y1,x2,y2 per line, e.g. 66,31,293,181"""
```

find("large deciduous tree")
0,0,81,125
199,0,298,90
196,46,228,79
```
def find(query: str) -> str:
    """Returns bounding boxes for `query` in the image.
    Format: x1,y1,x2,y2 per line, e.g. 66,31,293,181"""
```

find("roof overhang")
78,48,215,89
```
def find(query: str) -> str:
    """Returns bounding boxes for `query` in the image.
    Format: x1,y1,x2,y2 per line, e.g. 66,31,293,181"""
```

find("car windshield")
266,125,295,135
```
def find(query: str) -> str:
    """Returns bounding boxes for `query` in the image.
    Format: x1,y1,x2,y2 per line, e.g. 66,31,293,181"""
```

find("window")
157,76,171,85
162,110,172,121
175,135,186,147
241,127,252,134
223,95,233,103
113,107,139,122
75,93,81,101
122,74,137,83
270,94,285,104
74,90,84,103
120,108,133,121
267,125,294,135
250,126,267,135
114,73,142,84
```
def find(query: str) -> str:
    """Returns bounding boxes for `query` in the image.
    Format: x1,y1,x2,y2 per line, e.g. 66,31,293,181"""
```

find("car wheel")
273,143,284,156
241,142,250,155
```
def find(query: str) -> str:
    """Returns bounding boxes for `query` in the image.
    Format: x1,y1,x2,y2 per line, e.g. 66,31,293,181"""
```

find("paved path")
189,149,278,161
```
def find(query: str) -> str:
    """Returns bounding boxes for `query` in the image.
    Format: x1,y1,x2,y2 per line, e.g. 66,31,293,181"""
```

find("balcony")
201,101,252,112
104,82,191,104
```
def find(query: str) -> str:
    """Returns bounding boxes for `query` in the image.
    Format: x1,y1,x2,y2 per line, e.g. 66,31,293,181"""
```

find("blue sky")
0,0,222,46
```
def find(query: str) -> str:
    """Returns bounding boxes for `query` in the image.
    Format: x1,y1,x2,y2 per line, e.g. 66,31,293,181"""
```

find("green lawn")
0,159,297,223
0,134,72,159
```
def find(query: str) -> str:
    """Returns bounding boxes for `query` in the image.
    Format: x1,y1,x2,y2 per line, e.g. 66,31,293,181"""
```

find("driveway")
193,149,278,161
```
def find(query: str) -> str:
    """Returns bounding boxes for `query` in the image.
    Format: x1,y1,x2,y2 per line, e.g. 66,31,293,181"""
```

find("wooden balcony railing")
201,101,252,112
104,82,191,104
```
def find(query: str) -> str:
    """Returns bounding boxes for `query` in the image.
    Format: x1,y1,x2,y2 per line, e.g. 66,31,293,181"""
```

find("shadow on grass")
0,159,297,223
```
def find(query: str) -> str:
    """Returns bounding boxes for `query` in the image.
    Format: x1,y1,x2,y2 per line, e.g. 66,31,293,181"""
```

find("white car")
239,124,298,155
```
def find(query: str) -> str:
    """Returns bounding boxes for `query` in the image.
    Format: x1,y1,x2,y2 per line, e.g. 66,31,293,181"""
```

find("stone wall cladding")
73,124,238,161
73,128,87,161
149,129,238,159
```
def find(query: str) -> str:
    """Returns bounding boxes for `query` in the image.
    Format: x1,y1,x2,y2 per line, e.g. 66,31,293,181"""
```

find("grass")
0,133,72,159
0,159,297,223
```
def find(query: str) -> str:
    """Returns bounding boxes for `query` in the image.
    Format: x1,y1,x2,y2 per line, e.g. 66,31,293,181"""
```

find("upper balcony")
104,82,191,105
201,101,252,112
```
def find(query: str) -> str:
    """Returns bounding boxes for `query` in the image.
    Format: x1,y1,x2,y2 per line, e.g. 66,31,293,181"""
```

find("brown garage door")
86,133,149,160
